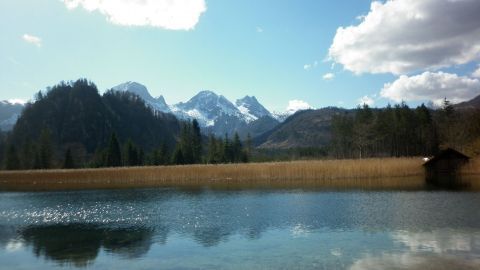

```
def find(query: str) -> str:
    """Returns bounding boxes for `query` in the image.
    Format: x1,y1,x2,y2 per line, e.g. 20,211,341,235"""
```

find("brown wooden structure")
423,148,470,187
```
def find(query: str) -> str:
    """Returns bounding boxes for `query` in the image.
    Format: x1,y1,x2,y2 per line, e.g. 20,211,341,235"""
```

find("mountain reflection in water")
0,188,479,269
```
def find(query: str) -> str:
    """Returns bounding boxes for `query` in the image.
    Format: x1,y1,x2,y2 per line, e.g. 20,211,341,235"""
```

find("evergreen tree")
192,119,202,163
150,149,162,166
150,142,168,166
63,148,75,169
223,134,233,163
207,134,218,164
245,133,253,158
38,129,53,169
5,144,20,170
138,148,145,166
171,146,185,165
20,140,35,170
232,132,243,162
179,122,194,164
124,139,139,166
106,133,122,167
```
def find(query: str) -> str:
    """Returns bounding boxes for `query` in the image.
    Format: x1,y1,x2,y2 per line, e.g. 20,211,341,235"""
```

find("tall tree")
192,119,202,163
232,132,243,162
106,133,122,167
63,148,75,169
5,144,21,170
171,146,185,165
124,139,139,166
38,129,53,169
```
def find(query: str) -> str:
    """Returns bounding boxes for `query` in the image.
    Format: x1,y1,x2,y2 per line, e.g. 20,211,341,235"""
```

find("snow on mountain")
271,100,315,122
111,82,283,137
172,90,245,127
113,81,171,113
0,100,24,131
272,111,291,122
235,96,272,122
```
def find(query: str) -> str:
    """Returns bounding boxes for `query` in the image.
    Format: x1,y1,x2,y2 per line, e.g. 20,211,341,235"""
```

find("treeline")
0,79,252,170
1,121,253,171
330,100,480,158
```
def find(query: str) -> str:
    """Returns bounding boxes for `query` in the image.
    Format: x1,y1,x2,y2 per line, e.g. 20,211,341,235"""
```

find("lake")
0,187,479,269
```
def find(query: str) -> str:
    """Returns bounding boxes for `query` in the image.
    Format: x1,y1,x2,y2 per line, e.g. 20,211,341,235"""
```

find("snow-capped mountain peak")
112,81,170,113
172,90,243,127
235,96,272,121
108,82,280,136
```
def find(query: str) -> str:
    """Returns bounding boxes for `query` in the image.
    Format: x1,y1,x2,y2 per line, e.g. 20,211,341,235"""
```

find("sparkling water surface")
0,187,479,269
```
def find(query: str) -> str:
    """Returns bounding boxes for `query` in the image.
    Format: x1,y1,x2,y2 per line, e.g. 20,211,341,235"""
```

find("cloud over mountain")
286,100,313,114
380,71,480,105
63,0,206,30
329,0,480,75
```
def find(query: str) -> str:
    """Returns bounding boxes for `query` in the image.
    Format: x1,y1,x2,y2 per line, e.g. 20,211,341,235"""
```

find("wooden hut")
423,148,470,187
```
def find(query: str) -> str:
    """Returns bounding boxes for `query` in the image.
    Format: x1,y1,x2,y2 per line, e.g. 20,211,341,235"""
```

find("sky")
1,0,480,112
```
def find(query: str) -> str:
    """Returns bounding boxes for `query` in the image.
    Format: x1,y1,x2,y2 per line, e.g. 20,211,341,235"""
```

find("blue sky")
1,0,479,112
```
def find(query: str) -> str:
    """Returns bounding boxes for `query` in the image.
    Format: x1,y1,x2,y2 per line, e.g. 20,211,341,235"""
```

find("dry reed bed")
0,158,427,191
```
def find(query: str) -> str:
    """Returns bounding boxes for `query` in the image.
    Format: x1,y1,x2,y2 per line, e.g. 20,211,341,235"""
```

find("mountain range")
2,81,480,151
112,81,281,138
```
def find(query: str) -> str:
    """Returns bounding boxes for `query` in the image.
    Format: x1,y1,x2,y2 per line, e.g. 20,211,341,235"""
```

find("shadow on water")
4,224,156,268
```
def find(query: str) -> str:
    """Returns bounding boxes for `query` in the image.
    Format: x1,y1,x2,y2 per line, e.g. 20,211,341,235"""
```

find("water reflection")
350,229,480,270
0,189,479,269
0,225,154,268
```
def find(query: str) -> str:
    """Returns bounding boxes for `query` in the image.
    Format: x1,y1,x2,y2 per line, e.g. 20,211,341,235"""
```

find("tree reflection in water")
19,224,156,267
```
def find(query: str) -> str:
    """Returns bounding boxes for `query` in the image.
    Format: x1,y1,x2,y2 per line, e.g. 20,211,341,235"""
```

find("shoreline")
0,158,478,191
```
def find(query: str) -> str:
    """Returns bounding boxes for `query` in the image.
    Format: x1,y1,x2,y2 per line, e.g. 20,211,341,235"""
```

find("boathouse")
423,148,470,187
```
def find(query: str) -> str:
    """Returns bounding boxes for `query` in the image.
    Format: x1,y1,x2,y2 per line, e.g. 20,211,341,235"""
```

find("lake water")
0,188,479,269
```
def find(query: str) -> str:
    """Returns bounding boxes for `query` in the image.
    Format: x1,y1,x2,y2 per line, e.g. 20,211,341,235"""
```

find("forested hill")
255,101,480,158
8,79,181,167
255,107,345,149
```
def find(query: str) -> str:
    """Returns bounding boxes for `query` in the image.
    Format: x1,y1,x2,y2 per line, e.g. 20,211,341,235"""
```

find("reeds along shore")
1,157,479,191
0,158,436,191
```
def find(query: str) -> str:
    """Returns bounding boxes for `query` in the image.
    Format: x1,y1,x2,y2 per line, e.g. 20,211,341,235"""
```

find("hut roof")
423,148,470,167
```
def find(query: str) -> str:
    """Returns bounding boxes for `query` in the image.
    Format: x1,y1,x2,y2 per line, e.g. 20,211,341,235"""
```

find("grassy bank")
0,158,431,191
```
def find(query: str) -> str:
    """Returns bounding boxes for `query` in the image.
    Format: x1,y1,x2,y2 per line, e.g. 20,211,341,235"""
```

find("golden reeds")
0,158,428,191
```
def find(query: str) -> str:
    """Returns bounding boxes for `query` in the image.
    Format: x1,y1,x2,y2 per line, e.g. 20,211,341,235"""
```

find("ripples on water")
0,188,480,269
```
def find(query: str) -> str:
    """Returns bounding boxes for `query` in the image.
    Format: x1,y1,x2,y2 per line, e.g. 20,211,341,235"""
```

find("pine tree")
179,122,194,164
20,140,35,170
63,148,75,169
172,146,185,165
38,129,53,169
106,133,122,167
223,134,233,163
192,119,202,163
124,139,138,166
5,144,20,170
232,132,242,162
138,149,145,166
245,133,252,155
207,134,218,164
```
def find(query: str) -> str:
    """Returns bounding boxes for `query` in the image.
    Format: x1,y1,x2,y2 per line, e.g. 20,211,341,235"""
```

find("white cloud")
22,34,41,47
63,0,207,30
357,95,375,106
7,99,26,105
329,0,480,75
303,60,318,71
472,66,480,78
322,73,335,81
380,71,480,105
286,100,314,114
